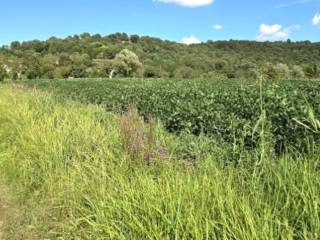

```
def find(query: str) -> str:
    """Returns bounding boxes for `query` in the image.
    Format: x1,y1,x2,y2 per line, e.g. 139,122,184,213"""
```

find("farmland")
1,0,320,238
27,78,320,154
0,82,320,239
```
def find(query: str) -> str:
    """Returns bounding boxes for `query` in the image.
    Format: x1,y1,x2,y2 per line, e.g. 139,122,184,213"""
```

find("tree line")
0,32,320,81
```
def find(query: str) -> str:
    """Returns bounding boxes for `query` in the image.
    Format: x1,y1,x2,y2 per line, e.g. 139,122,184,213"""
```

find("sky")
0,0,319,45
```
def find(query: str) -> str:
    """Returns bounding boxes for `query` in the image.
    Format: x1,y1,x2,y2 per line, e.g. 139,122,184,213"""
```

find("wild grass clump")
0,85,320,239
120,106,160,165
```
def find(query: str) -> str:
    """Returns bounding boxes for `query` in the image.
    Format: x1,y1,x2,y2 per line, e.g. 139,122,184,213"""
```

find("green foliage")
1,86,320,239
304,64,319,78
1,33,320,80
201,71,229,80
27,78,320,153
291,65,305,79
174,66,196,78
143,65,166,78
0,65,8,82
261,63,278,80
113,49,142,77
274,63,290,80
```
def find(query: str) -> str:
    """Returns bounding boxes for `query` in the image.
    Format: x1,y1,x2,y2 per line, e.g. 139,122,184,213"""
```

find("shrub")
274,63,290,80
174,66,196,78
0,65,8,82
291,65,305,79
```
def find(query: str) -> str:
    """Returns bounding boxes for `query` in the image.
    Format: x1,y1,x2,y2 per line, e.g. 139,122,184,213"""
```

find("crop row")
26,78,320,153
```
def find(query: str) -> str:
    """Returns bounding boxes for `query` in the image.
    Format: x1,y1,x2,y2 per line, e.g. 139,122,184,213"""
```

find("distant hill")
0,32,319,80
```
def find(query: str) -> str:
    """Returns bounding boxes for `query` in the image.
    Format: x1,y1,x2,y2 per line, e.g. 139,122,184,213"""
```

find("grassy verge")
0,85,319,239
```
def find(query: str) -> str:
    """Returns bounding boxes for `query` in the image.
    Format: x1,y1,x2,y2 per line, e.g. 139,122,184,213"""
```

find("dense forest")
0,32,320,81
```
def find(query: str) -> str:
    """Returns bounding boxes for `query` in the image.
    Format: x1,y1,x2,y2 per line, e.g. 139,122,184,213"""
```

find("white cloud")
313,13,320,26
182,35,201,45
275,0,310,8
212,24,223,30
154,0,214,7
257,24,300,41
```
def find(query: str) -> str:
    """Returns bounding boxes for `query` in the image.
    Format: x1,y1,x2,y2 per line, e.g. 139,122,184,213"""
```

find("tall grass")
0,85,319,239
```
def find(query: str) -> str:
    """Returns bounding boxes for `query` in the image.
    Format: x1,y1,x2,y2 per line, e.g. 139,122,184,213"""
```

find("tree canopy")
0,33,319,80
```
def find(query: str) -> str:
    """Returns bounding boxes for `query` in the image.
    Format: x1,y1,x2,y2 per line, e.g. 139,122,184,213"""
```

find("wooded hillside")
1,33,319,80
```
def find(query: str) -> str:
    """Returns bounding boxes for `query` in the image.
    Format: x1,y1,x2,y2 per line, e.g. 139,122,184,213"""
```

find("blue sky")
0,0,319,45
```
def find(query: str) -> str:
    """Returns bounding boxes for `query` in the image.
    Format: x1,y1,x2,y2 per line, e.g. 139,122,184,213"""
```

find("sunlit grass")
0,85,319,239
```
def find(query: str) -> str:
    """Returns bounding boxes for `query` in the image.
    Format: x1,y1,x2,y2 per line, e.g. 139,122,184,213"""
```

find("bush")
0,65,8,82
143,66,164,78
174,66,196,78
274,63,290,80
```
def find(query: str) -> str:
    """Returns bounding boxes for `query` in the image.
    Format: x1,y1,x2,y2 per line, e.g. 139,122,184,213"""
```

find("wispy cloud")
212,24,223,30
154,0,214,8
275,0,310,8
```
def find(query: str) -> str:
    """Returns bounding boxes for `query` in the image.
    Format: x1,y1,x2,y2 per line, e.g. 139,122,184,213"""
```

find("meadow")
0,79,319,239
